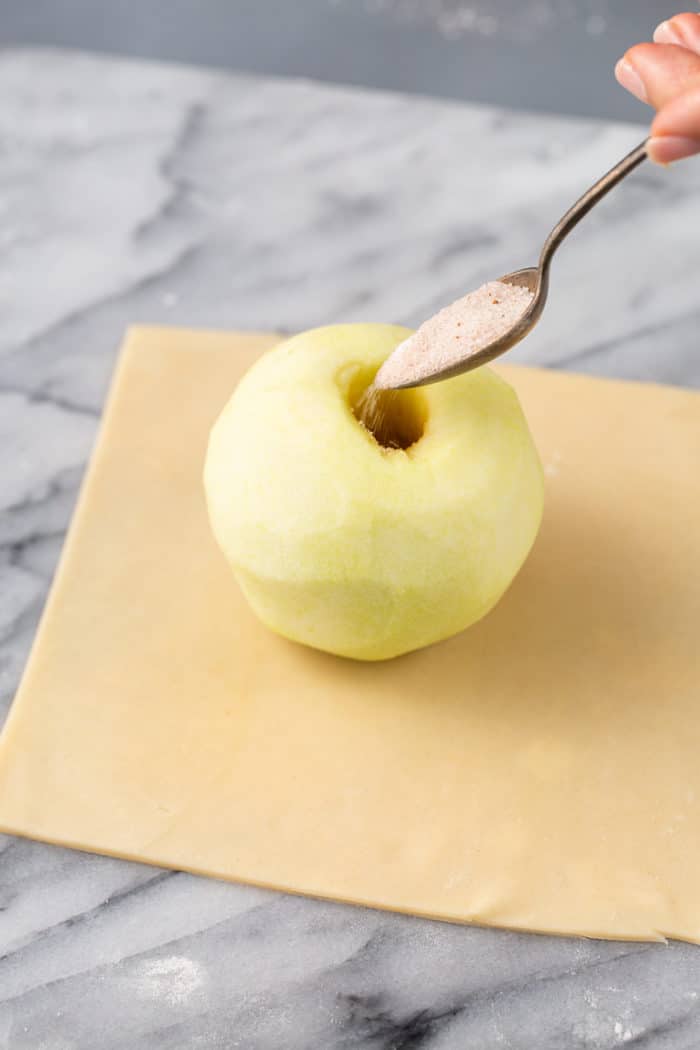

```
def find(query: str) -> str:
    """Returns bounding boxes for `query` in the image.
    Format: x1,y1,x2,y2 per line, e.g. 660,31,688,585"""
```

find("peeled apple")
204,324,543,661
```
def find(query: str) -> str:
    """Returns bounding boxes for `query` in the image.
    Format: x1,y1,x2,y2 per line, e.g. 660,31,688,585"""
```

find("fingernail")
647,135,700,164
653,20,682,45
615,58,648,103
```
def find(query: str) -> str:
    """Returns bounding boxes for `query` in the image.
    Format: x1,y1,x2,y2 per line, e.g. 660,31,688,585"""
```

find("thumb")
649,80,700,162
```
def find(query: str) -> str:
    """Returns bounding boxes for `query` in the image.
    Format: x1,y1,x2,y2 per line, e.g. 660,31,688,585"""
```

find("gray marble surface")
1,46,700,1050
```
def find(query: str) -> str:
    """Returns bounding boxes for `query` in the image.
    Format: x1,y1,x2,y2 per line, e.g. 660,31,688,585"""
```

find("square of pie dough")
1,326,699,943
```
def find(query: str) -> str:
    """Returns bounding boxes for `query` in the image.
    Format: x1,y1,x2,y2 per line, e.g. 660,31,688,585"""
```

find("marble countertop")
1,46,700,1050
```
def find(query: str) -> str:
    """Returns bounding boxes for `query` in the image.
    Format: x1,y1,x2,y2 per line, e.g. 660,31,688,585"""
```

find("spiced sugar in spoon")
375,139,649,391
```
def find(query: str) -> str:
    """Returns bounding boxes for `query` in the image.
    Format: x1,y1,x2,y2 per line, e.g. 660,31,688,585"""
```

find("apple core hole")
352,381,426,451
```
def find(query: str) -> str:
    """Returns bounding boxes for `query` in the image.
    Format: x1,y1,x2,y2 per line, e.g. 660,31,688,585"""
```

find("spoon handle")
538,139,648,277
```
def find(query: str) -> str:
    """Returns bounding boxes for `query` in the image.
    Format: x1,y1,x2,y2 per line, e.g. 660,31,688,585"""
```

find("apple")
204,324,543,661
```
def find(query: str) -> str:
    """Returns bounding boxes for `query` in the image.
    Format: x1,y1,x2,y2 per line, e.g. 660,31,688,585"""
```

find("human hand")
615,12,700,163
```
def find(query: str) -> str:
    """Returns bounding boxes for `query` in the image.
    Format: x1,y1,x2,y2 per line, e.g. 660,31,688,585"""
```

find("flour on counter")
133,955,205,1005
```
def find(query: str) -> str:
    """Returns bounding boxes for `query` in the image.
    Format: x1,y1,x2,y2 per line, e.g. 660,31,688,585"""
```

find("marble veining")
1,46,700,1049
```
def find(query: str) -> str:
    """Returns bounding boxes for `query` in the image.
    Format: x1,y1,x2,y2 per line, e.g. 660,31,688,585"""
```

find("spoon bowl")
389,139,648,389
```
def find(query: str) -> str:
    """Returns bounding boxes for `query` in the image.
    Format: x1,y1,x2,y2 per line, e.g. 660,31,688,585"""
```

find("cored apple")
204,324,543,660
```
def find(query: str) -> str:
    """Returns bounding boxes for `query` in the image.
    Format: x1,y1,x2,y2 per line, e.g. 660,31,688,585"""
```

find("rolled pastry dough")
0,326,699,942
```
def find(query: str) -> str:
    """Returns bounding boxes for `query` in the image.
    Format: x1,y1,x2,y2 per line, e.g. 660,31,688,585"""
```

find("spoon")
388,138,649,388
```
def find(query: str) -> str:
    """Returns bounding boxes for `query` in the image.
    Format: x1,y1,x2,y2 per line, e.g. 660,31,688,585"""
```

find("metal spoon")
389,138,649,388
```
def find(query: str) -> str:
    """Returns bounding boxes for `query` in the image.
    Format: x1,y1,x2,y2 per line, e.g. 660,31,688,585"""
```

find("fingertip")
654,13,700,53
653,21,682,46
617,44,700,110
615,56,648,103
624,41,663,63
647,135,700,164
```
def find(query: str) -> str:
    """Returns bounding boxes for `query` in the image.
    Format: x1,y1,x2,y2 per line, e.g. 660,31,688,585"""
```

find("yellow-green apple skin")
204,324,543,661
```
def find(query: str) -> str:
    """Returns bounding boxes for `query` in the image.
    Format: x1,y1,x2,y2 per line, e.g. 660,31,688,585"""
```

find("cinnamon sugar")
375,280,533,389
